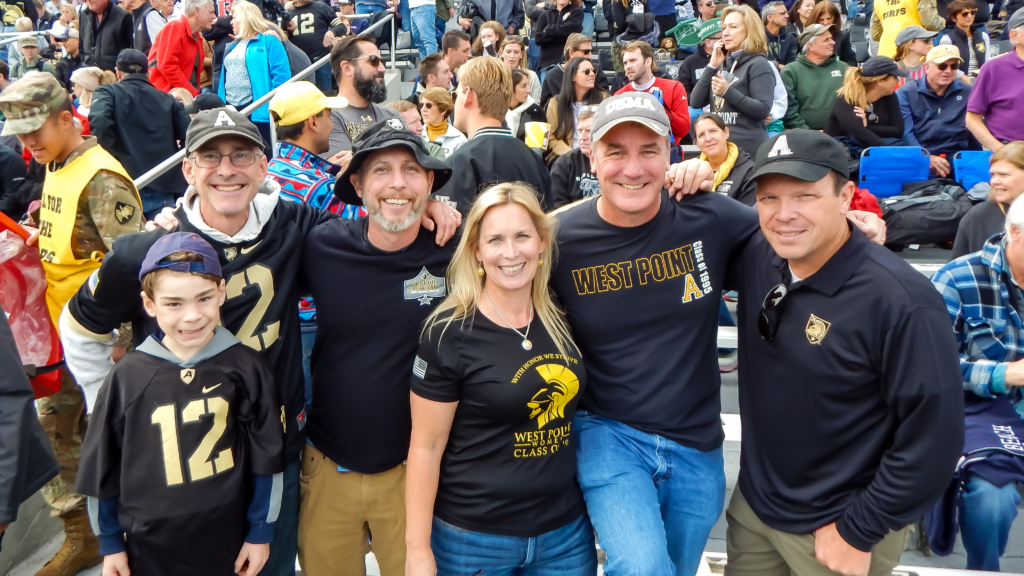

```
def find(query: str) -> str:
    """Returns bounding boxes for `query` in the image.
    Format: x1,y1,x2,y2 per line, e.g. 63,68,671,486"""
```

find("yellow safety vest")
38,145,139,328
874,0,922,57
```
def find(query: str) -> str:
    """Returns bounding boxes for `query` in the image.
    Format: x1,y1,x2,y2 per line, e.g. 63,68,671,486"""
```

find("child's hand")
235,542,270,576
103,552,131,576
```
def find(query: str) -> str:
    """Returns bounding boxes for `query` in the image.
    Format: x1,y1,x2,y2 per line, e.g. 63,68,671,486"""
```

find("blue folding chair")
953,150,992,193
858,147,931,198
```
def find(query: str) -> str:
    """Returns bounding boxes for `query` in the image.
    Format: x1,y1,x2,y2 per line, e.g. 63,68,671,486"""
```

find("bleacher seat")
953,150,993,192
859,146,931,198
997,39,1012,54
594,9,609,41
854,41,869,63
599,48,613,73
849,25,867,42
852,14,867,26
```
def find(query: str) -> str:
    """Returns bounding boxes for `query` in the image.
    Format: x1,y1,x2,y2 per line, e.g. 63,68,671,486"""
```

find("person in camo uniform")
0,73,141,576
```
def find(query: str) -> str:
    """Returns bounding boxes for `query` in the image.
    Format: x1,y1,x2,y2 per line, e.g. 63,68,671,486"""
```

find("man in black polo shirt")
297,122,456,576
727,130,964,576
435,56,550,211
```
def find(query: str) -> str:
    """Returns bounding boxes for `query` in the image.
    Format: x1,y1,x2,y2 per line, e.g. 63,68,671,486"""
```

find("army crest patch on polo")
805,314,831,345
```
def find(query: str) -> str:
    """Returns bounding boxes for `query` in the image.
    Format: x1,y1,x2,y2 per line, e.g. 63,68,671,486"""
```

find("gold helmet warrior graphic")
528,364,581,429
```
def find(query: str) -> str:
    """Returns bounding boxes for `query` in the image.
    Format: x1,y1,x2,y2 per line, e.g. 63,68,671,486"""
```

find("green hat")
697,18,721,43
0,74,68,137
668,18,702,46
17,35,38,48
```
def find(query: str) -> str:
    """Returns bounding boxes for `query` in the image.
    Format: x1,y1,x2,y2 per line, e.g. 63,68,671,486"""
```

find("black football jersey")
287,0,346,59
77,329,285,576
68,201,334,463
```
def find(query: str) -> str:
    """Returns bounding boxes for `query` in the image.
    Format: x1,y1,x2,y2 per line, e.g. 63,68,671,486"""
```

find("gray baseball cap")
1008,8,1024,32
797,23,838,47
185,107,265,154
894,25,937,47
591,92,670,142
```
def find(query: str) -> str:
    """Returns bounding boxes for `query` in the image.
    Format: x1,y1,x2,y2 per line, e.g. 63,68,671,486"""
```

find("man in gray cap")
89,48,191,218
0,71,141,576
781,23,848,131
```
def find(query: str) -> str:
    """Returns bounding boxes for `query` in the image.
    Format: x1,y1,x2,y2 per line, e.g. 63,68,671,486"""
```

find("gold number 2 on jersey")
225,264,280,351
151,398,235,486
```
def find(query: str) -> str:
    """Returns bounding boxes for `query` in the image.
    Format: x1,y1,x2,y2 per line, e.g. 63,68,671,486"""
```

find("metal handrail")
133,12,396,189
0,31,43,47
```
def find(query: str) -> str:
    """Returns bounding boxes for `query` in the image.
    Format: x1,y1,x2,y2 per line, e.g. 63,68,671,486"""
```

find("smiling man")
0,73,141,576
726,129,963,576
297,121,455,576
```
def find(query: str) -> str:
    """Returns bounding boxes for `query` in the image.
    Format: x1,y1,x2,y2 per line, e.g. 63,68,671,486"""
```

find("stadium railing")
133,12,396,190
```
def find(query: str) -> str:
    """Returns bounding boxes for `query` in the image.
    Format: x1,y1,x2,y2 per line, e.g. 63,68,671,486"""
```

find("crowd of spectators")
0,0,1023,573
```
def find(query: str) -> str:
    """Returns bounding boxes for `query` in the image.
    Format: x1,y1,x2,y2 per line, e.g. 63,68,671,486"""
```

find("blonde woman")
69,66,115,116
407,182,596,576
825,56,906,155
689,4,776,157
419,87,468,158
218,0,290,148
59,3,79,29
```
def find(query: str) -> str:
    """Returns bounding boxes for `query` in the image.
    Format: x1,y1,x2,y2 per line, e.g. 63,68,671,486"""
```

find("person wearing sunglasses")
698,0,718,22
325,35,407,158
538,32,609,107
825,56,907,156
935,0,996,80
761,1,797,68
896,45,974,178
725,128,964,576
546,55,608,163
419,87,468,158
892,25,937,87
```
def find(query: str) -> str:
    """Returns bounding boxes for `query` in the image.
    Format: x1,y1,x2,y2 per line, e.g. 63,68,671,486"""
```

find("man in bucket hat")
0,71,141,576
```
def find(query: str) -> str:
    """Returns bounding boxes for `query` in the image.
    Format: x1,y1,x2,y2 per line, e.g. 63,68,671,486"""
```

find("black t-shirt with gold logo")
411,312,588,537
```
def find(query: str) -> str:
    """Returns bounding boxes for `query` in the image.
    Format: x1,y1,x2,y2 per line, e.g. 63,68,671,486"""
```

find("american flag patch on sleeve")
412,355,428,379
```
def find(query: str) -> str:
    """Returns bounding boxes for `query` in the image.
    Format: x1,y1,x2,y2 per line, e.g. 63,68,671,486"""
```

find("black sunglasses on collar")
757,283,788,341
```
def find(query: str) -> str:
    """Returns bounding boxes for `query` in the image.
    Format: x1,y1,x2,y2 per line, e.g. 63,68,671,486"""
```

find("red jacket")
615,77,690,145
148,15,204,96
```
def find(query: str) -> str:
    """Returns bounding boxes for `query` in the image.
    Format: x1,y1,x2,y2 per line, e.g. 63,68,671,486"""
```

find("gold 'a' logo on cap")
805,314,831,344
181,369,195,384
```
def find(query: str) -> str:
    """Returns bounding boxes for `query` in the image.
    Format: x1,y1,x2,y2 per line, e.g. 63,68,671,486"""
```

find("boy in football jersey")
77,232,286,576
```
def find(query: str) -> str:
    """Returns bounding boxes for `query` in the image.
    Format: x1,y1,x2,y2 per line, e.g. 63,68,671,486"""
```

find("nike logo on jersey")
240,240,262,255
202,383,222,394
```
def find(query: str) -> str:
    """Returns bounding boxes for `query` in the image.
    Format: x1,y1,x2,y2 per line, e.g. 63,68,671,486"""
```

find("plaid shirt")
932,233,1024,402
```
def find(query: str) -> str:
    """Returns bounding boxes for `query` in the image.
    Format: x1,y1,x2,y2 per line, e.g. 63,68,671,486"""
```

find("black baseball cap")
186,93,226,115
334,119,452,206
139,232,223,281
116,49,148,74
184,107,265,154
751,129,849,183
860,56,908,78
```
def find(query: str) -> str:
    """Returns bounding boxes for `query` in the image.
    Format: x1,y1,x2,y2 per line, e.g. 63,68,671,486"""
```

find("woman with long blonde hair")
406,182,595,576
825,56,906,155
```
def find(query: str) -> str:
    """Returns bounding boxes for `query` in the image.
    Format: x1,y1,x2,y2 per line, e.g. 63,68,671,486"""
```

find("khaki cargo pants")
37,371,88,517
725,488,910,576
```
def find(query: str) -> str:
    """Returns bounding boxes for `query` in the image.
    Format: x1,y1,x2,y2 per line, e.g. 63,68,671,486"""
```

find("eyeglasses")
757,283,788,342
935,60,960,71
190,150,262,168
351,54,384,67
958,8,977,15
579,68,594,75
419,101,434,110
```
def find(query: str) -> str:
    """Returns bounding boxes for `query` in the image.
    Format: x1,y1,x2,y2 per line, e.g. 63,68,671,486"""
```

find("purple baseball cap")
139,232,222,281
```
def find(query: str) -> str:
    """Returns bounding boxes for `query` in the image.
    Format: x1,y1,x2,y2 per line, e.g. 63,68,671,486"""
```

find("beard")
364,192,429,232
355,67,388,104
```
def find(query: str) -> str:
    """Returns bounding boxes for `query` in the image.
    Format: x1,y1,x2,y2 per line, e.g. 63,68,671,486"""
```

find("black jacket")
0,145,28,220
690,50,775,157
80,2,134,72
939,26,990,70
54,51,84,91
714,148,756,206
204,15,234,94
677,44,710,96
89,75,191,207
765,27,798,67
533,4,584,71
0,304,59,525
834,30,857,67
540,62,610,108
549,147,598,208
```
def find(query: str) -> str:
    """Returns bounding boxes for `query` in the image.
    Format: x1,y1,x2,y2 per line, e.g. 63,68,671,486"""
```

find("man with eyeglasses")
762,1,797,67
58,107,461,576
896,45,974,177
326,34,406,161
722,129,963,576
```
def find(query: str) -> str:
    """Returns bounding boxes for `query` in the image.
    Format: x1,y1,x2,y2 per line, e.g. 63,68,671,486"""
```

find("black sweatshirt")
533,4,584,71
736,226,963,552
689,51,776,157
825,93,904,148
548,148,598,209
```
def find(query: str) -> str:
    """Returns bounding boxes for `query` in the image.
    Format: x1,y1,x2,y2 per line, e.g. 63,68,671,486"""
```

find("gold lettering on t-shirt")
569,244,700,295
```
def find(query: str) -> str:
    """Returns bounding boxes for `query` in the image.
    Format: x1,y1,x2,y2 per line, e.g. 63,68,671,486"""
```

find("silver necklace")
484,288,533,350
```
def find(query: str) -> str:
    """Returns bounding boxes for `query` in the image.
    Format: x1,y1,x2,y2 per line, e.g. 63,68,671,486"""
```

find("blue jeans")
3,25,15,64
528,37,541,74
263,459,301,576
958,473,1022,572
299,319,316,406
313,64,332,94
582,11,595,37
355,1,385,15
574,411,725,576
409,4,438,59
399,0,410,31
431,514,597,575
140,192,179,221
